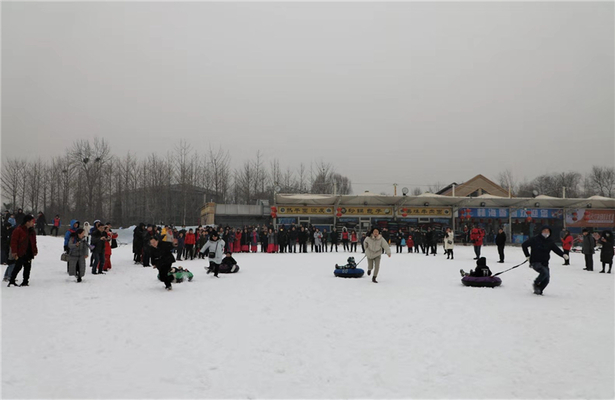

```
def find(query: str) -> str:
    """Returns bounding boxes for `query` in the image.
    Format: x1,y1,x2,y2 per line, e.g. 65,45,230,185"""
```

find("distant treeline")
1,138,352,226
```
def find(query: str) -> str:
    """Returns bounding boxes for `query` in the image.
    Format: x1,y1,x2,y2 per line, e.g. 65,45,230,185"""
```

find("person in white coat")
200,231,225,277
363,227,391,283
444,227,454,260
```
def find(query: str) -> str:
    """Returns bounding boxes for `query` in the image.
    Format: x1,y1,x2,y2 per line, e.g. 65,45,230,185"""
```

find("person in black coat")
495,228,507,263
298,226,308,253
1,221,13,266
330,229,339,252
278,227,288,253
424,227,435,257
14,209,25,226
36,212,47,236
460,257,492,277
259,228,268,253
288,226,298,253
598,230,614,273
90,224,108,274
149,236,177,290
142,225,158,267
522,226,568,295
133,223,145,264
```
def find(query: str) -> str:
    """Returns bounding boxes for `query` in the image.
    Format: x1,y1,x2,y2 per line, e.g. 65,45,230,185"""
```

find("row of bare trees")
1,138,353,226
497,167,615,198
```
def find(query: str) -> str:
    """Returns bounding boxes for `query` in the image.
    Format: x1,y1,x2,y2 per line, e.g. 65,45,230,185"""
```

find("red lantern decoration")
271,213,277,218
402,213,408,217
336,213,342,217
526,210,531,216
337,208,342,212
526,217,532,223
271,206,277,213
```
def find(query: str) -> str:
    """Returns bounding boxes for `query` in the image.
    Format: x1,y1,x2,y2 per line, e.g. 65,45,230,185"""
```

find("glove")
563,254,569,261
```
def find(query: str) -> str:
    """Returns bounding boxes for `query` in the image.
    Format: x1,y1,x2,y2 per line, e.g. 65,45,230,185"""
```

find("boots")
367,269,371,276
7,280,18,287
372,276,378,283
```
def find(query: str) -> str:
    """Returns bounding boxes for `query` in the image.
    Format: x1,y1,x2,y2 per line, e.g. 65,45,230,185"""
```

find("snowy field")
2,236,614,399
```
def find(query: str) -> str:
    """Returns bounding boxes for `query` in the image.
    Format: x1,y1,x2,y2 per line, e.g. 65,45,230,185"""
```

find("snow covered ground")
2,236,614,399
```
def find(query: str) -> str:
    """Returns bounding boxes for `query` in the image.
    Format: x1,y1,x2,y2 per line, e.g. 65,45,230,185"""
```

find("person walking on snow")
522,226,568,295
8,215,38,287
363,227,391,283
561,230,573,266
200,231,226,277
495,228,507,263
581,229,596,271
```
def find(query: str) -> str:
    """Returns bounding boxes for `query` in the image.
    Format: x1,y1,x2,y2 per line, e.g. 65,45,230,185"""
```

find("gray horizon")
2,2,614,194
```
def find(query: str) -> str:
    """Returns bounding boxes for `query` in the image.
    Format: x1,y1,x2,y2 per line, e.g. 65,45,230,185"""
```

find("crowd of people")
1,209,613,293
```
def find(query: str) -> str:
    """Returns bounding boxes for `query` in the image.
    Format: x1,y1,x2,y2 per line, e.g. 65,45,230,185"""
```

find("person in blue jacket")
64,219,80,252
522,226,568,295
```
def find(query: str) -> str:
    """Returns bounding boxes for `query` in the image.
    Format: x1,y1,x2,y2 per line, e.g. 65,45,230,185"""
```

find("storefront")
456,208,510,244
509,208,564,244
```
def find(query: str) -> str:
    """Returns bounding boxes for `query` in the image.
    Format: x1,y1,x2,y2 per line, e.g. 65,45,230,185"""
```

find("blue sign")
458,208,509,218
509,209,563,219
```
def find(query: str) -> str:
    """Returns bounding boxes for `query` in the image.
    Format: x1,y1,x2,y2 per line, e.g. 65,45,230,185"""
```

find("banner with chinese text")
396,207,452,217
566,209,615,228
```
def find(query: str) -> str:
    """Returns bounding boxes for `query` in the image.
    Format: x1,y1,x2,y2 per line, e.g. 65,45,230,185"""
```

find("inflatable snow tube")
461,276,502,288
218,264,240,274
334,268,365,278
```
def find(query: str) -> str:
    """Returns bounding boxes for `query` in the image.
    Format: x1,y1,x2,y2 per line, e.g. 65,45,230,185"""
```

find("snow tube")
461,276,502,288
334,268,365,278
218,264,240,274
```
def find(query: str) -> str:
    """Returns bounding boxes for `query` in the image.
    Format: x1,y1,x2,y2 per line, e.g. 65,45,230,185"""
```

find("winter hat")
476,257,487,267
22,215,35,225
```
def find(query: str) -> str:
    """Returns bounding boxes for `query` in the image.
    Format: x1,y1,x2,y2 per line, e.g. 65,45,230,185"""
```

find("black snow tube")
334,268,365,278
461,276,502,288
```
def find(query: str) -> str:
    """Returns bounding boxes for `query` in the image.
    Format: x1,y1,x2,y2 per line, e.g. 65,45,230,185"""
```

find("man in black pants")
522,226,568,295
149,236,178,290
298,226,308,253
8,215,38,287
581,229,596,271
90,223,107,274
495,228,507,263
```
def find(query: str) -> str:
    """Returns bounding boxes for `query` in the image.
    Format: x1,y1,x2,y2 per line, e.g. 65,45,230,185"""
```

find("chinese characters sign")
278,206,333,215
396,207,452,217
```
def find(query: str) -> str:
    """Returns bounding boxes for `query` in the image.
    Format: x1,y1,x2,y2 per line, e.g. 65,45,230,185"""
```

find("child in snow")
460,257,492,278
335,256,357,269
220,252,239,273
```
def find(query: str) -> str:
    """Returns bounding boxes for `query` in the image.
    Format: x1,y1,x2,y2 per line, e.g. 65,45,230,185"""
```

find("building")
437,174,511,197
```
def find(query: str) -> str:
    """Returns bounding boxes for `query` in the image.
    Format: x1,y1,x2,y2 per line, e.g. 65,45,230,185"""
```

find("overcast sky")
2,2,613,194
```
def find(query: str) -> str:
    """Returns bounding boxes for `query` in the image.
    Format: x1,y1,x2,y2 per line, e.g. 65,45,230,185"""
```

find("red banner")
566,209,615,228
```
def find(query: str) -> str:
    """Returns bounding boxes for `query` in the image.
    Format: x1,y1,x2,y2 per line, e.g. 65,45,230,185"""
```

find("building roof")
275,193,615,209
437,174,510,197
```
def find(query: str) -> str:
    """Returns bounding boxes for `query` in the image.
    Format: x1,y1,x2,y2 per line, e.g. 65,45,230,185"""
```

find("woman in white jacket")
363,228,391,283
444,227,454,260
200,231,226,277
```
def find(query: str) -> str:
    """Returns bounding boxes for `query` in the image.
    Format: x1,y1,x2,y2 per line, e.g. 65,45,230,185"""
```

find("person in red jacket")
184,229,196,260
8,215,38,287
561,230,573,265
103,223,118,271
470,225,484,260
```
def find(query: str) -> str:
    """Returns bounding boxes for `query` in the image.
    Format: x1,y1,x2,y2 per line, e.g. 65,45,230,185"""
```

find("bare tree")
1,158,26,210
587,166,615,197
497,169,516,196
427,181,445,194
412,187,423,196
